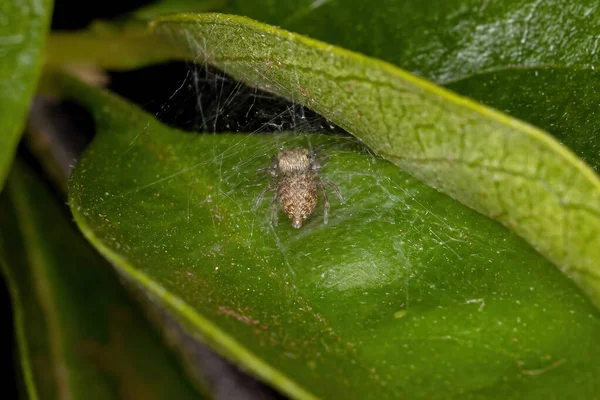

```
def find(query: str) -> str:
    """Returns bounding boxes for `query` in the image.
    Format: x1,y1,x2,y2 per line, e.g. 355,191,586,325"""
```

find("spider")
252,146,344,228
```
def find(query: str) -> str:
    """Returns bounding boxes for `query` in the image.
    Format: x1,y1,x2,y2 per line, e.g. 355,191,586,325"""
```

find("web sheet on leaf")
95,53,596,396
108,62,482,306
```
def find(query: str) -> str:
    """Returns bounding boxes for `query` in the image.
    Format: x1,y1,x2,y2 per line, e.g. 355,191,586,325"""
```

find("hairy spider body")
253,146,344,228
278,171,318,227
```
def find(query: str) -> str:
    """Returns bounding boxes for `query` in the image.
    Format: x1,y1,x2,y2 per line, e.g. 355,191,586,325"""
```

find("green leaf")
45,0,222,70
0,0,53,189
445,69,600,171
219,0,598,82
46,23,180,71
217,0,600,169
0,161,202,400
148,13,600,307
54,70,600,399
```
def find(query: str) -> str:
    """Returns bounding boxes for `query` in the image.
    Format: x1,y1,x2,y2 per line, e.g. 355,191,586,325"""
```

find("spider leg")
309,146,328,170
321,178,344,204
310,146,328,167
257,167,277,177
318,153,330,163
252,184,273,211
257,156,278,176
311,159,321,172
317,182,330,224
310,144,325,157
271,193,279,226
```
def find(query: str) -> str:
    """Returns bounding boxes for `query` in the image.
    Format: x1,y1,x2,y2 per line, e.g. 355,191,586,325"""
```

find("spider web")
107,57,484,307
98,45,570,396
109,62,347,135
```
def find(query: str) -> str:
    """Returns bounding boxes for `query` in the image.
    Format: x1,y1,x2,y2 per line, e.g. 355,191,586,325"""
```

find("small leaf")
0,0,53,189
46,23,179,71
54,72,600,399
45,0,222,70
0,161,202,400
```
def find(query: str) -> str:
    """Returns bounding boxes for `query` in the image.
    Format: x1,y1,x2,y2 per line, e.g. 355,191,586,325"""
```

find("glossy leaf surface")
57,73,600,400
221,0,598,82
0,161,201,400
0,0,53,188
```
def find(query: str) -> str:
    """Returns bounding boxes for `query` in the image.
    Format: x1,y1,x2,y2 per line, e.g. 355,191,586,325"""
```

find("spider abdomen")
278,173,318,228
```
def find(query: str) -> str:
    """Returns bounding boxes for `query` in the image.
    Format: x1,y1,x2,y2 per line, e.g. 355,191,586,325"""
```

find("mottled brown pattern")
279,173,318,226
253,146,344,229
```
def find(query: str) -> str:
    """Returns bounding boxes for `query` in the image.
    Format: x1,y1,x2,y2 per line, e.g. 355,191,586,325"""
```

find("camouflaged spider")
252,146,344,228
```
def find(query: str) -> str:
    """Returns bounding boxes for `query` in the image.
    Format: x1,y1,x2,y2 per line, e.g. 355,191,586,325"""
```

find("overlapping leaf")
219,0,600,170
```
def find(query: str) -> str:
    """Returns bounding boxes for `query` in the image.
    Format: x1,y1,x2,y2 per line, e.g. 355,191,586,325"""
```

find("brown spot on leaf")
217,306,267,331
